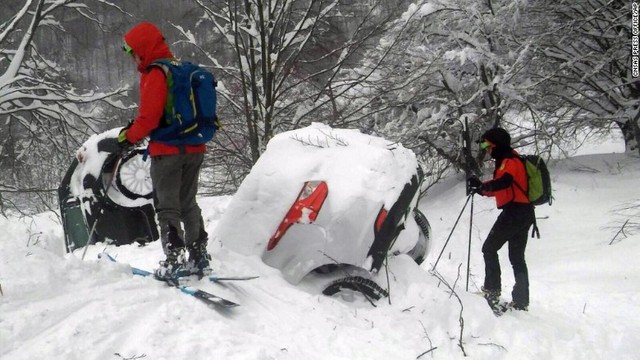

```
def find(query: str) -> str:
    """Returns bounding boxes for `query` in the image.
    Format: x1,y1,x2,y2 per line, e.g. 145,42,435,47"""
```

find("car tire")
322,276,389,301
408,208,431,265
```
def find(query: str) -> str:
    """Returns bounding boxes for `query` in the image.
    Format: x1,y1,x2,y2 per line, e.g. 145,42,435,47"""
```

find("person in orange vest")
467,127,535,311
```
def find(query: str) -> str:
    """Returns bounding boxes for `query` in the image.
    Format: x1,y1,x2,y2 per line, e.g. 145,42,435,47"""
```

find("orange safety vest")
483,157,529,208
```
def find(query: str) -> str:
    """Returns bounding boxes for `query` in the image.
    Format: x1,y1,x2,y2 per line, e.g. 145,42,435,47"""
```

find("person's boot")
187,228,212,277
154,247,189,283
506,301,529,311
155,225,189,282
481,286,503,314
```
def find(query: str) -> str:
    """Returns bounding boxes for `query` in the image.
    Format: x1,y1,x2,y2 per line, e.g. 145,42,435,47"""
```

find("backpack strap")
512,156,529,200
148,58,175,74
531,212,540,239
146,59,187,154
515,156,541,238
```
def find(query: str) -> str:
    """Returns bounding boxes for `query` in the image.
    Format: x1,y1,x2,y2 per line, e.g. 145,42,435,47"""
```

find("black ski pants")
150,152,206,255
482,203,535,306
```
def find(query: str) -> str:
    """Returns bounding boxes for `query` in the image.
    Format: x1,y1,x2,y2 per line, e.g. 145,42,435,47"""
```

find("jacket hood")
124,22,173,71
481,127,511,148
481,127,512,160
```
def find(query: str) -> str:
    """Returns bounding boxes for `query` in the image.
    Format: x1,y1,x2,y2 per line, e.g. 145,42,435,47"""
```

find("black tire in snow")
407,208,431,265
322,276,389,300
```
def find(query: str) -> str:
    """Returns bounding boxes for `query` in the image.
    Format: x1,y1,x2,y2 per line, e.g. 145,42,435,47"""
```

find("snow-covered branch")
0,0,129,213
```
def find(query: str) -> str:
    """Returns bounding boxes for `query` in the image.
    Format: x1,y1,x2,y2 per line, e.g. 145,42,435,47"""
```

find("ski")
174,274,259,284
208,275,259,282
100,253,239,308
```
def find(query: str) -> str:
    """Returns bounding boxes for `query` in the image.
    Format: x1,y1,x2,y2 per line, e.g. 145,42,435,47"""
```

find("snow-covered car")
214,123,431,299
58,128,158,252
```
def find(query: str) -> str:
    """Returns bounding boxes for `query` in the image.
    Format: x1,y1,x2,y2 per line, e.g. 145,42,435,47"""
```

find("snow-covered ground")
1,141,639,359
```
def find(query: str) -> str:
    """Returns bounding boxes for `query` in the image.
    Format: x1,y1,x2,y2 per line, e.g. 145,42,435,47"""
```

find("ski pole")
81,153,124,260
432,193,472,271
465,194,474,291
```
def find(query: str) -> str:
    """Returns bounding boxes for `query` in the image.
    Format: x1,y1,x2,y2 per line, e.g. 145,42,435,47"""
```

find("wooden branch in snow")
113,353,146,360
416,347,437,359
290,132,348,148
609,219,629,245
478,342,507,352
417,320,436,359
430,265,467,357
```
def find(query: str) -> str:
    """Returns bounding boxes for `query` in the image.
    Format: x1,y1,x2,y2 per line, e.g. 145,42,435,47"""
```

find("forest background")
0,0,637,216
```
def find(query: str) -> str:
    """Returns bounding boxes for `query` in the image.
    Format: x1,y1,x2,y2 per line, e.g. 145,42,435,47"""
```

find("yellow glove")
118,128,129,144
118,121,134,150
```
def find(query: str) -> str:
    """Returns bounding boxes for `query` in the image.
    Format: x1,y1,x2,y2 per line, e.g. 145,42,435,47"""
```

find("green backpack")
514,154,552,238
516,155,552,206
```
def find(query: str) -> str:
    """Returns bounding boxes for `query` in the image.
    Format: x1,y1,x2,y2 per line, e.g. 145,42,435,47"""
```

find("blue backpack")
150,59,219,146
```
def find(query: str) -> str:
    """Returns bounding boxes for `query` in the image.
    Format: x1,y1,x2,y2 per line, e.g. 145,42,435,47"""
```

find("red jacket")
481,154,529,208
123,22,206,157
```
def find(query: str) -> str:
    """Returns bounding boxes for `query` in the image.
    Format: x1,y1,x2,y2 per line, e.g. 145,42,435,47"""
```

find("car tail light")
374,206,388,232
267,180,328,251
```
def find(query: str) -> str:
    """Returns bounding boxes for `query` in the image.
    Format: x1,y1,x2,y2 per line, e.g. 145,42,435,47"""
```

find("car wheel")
408,208,431,265
115,149,153,200
322,276,389,301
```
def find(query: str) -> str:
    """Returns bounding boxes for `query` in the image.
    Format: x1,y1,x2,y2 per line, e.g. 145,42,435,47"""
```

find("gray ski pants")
150,152,205,254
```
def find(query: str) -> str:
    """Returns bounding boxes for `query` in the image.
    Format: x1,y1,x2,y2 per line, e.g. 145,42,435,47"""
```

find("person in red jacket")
467,128,535,311
118,22,211,280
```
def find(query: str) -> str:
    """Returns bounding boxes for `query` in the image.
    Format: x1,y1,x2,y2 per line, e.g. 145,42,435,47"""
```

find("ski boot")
154,248,190,284
187,240,212,278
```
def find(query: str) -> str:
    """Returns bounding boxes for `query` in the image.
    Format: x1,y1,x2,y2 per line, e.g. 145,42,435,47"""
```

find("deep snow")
1,140,639,359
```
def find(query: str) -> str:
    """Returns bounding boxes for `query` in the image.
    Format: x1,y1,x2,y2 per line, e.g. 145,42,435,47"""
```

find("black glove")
467,176,483,195
123,119,134,131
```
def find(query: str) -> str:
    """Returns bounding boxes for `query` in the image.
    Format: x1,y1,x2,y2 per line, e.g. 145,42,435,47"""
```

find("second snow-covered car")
214,123,431,300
